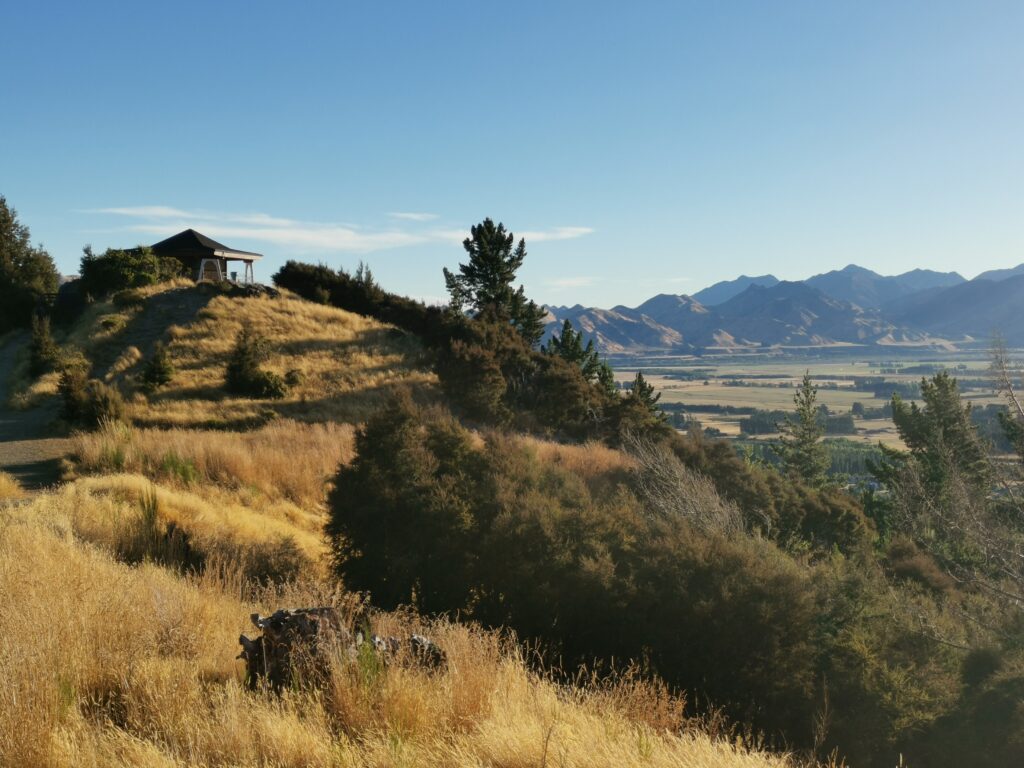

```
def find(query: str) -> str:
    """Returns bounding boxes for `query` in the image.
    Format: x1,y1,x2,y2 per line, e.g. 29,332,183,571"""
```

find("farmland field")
613,350,1018,454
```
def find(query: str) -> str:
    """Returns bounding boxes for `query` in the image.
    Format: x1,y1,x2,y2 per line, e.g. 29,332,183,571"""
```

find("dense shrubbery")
326,394,974,763
669,427,871,551
79,245,184,298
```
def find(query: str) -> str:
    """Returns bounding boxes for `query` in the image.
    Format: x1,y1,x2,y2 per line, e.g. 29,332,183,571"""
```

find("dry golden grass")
74,419,355,509
10,281,434,425
130,286,434,427
0,488,807,768
518,435,636,496
52,474,329,574
0,471,27,500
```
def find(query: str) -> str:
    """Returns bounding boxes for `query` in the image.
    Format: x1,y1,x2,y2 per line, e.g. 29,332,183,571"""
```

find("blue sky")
1,1,1021,307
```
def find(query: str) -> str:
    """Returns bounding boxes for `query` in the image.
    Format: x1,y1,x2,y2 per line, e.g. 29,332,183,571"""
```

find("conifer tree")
613,370,669,439
443,218,546,347
543,319,601,381
775,372,830,487
885,371,989,494
597,360,618,399
0,195,59,332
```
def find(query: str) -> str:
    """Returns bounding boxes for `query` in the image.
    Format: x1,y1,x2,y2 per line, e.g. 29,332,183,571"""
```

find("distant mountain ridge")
543,261,1024,353
692,274,779,306
972,263,1024,282
804,264,965,308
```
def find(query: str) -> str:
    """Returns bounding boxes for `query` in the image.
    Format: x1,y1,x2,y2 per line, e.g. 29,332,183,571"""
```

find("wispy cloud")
90,206,593,254
518,226,594,242
388,211,439,222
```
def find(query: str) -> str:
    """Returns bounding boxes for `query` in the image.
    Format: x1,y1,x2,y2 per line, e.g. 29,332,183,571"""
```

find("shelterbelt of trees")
275,220,1024,767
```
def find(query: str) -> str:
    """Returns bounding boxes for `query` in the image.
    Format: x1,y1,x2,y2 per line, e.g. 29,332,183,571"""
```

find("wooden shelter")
150,229,262,283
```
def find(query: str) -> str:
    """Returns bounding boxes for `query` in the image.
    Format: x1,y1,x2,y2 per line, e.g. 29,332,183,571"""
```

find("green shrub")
57,357,90,422
57,353,126,427
224,326,288,399
82,381,126,427
29,314,59,376
141,342,174,392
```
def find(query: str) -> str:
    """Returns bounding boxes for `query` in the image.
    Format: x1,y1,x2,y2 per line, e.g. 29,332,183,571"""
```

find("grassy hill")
0,281,811,768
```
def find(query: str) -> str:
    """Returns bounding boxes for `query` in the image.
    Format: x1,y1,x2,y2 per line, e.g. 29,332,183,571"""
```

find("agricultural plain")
613,351,1008,451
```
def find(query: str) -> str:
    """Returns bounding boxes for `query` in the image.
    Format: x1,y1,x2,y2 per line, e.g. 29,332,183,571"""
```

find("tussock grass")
74,419,355,508
0,490,806,768
0,471,27,499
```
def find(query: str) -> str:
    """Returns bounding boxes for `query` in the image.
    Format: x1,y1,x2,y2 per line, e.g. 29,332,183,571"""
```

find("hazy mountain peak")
692,274,779,306
973,263,1024,282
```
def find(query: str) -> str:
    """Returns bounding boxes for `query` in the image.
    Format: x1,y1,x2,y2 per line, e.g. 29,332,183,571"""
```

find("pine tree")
597,360,618,399
613,370,669,440
443,218,546,347
543,319,602,381
887,371,989,494
774,372,830,487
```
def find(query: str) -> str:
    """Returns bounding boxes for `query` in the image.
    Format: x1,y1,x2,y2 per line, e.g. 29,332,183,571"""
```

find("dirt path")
0,334,73,493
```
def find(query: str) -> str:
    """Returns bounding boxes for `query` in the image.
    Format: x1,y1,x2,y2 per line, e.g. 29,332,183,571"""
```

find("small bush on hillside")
224,325,288,399
57,356,90,422
57,353,127,427
82,381,126,427
240,536,306,585
141,342,174,392
29,314,59,376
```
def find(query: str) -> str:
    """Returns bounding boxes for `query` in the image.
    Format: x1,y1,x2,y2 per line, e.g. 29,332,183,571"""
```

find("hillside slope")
0,487,803,768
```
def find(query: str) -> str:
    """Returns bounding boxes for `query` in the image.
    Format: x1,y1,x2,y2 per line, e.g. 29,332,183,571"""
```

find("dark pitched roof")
150,229,262,259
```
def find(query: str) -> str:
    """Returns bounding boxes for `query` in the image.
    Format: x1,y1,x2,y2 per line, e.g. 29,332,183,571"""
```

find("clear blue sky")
2,1,1021,307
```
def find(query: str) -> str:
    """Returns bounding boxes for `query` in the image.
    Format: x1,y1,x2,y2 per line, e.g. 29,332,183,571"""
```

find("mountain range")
545,263,1024,353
